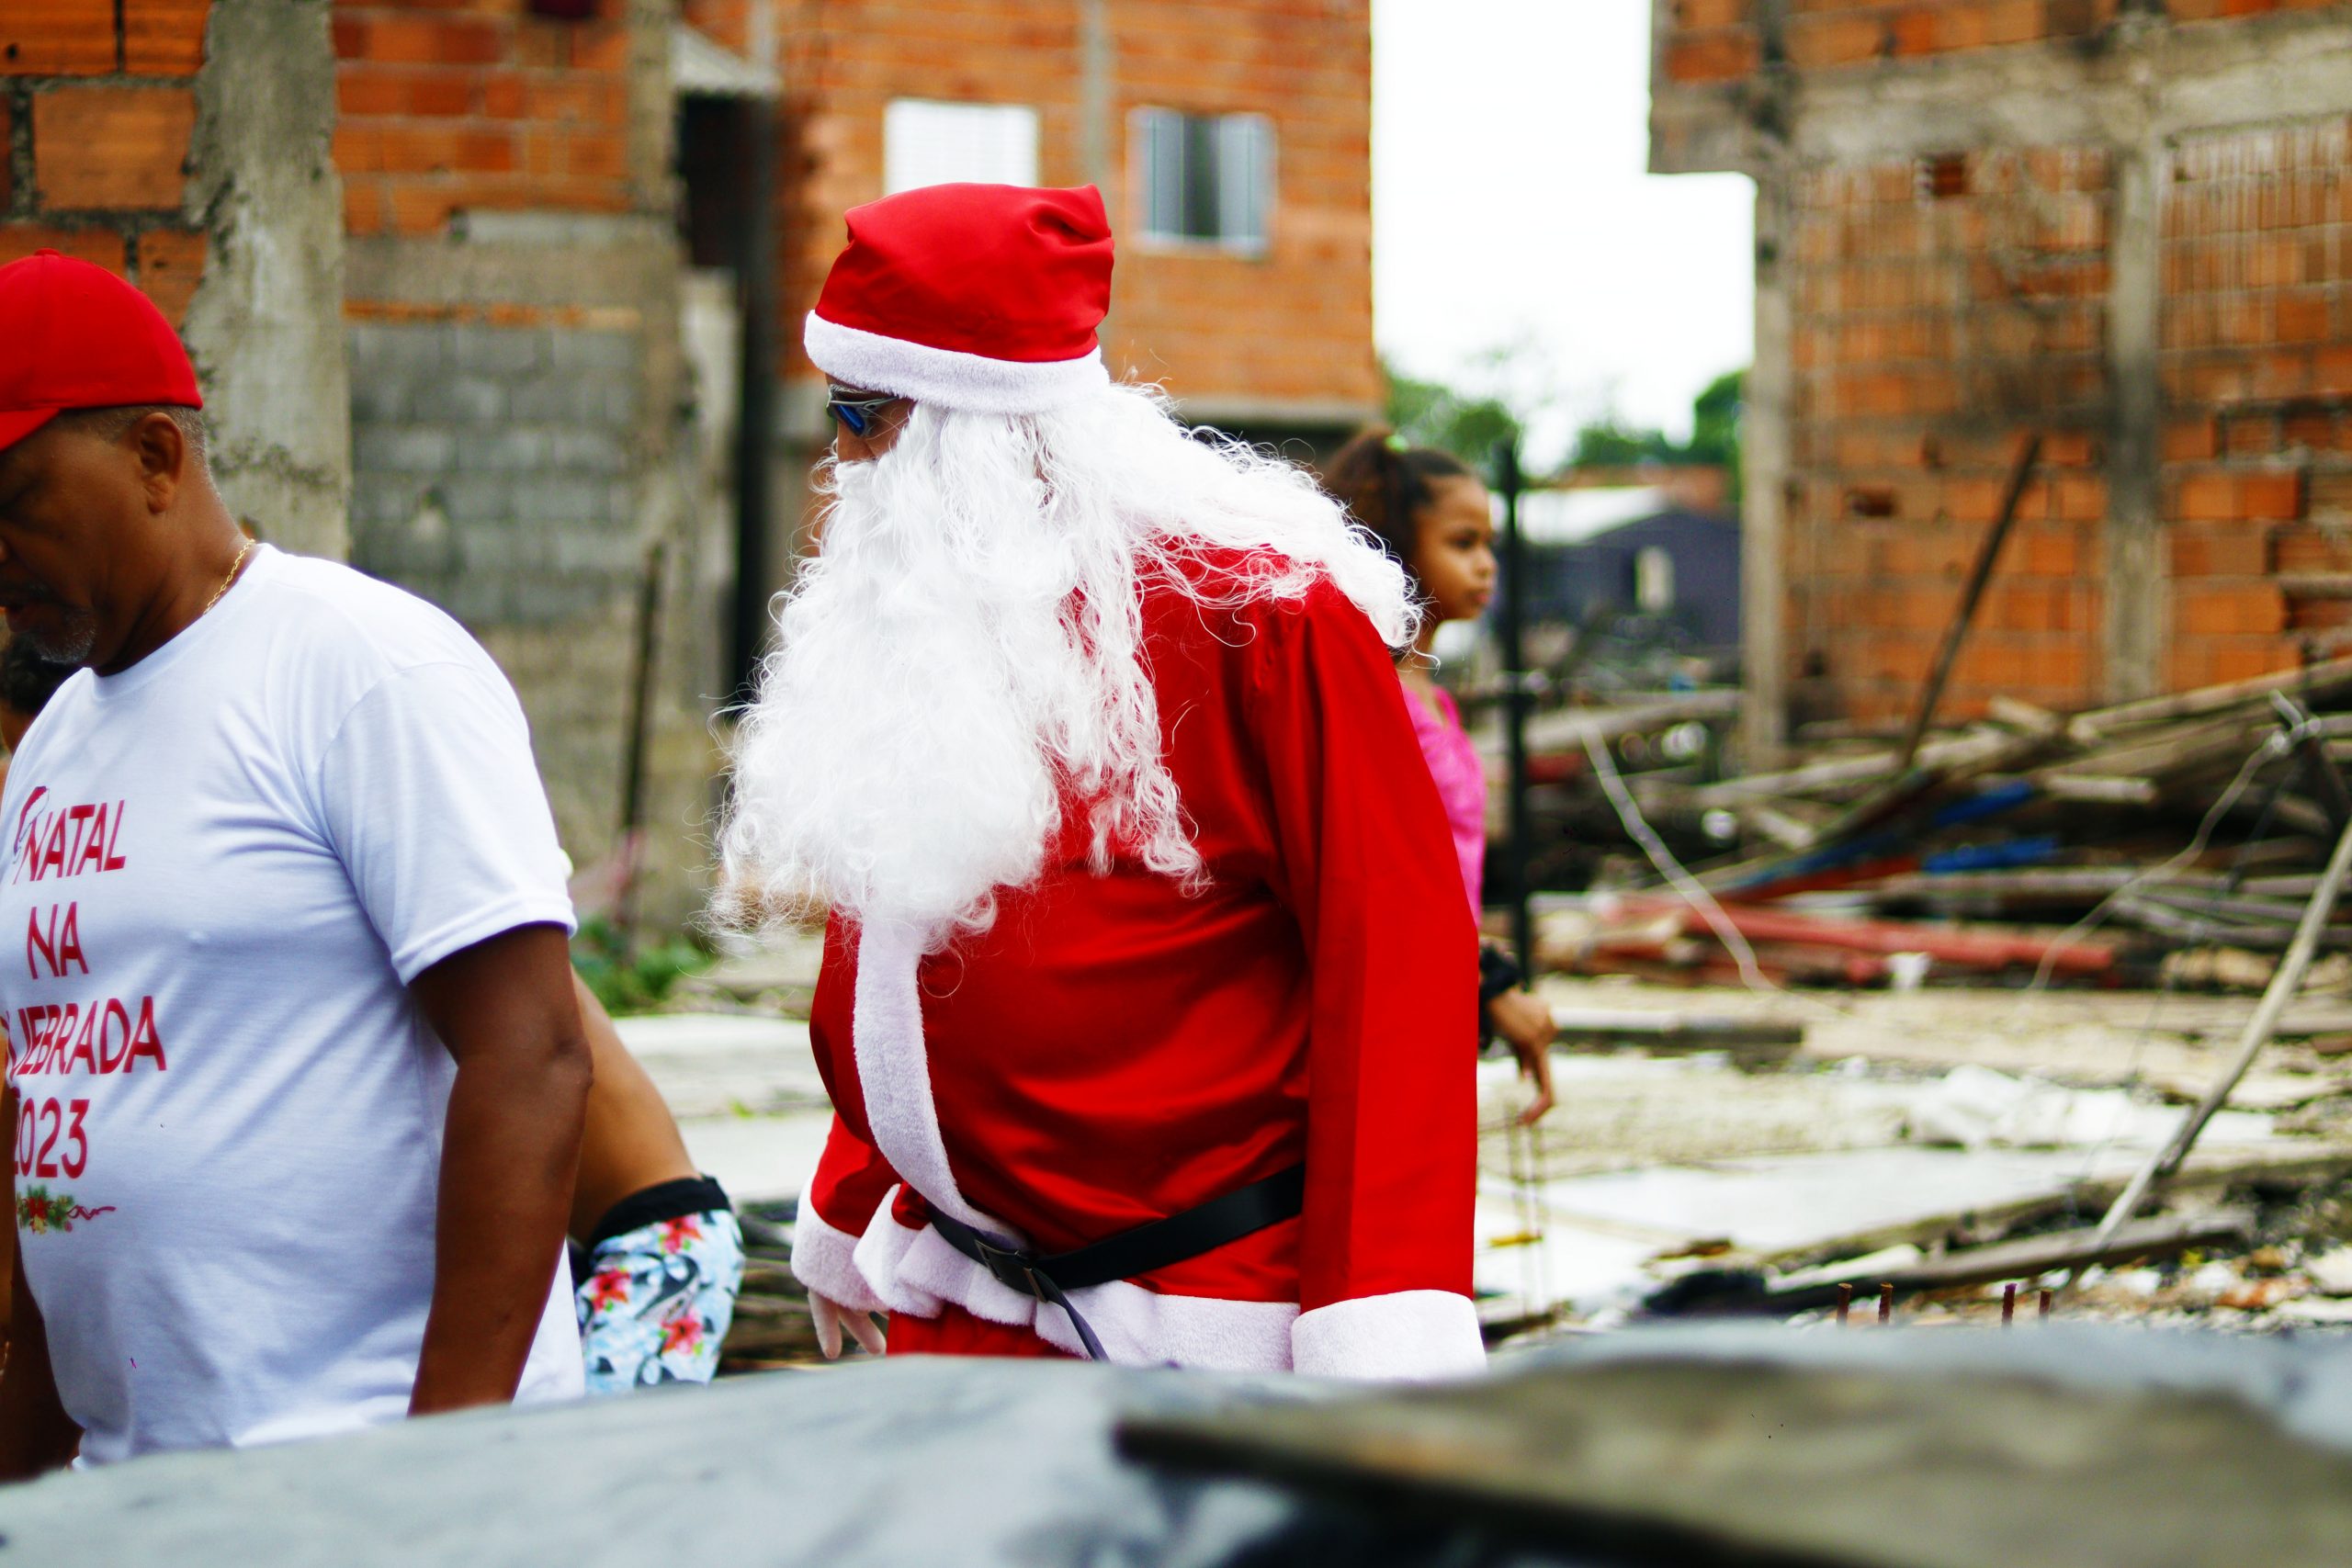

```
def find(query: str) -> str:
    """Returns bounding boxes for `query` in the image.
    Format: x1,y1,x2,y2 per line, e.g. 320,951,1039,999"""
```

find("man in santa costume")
721,183,1485,1379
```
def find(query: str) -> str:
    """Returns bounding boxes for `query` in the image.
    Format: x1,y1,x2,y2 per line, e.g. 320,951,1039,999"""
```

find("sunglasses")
826,384,903,438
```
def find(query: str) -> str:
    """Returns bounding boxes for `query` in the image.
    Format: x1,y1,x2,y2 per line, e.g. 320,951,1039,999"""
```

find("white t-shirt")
0,546,585,1464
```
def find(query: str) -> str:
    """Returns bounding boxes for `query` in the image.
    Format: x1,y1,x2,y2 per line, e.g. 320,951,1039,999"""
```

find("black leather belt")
923,1162,1306,1362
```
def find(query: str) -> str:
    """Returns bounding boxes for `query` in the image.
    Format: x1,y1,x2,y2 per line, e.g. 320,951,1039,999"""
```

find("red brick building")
3,0,1378,925
756,0,1378,442
1653,0,2352,756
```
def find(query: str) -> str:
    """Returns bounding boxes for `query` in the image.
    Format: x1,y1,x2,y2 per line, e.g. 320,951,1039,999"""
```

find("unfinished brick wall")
0,1,215,325
332,0,634,238
2160,118,2352,691
1661,0,2139,93
774,0,1378,423
2,0,348,557
1787,148,2112,722
1656,0,2352,739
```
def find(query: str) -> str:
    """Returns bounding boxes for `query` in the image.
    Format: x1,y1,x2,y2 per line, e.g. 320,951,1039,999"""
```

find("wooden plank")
2067,653,2352,745
1472,690,1740,761
2037,773,2159,805
1758,1209,2255,1311
1895,432,2042,771
1986,694,2064,736
1690,727,2015,805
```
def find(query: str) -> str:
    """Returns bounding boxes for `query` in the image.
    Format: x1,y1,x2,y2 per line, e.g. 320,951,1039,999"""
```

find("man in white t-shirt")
0,253,593,1472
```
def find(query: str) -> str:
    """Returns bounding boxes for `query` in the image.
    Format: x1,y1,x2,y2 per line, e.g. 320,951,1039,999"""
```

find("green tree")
1570,419,1677,468
1566,369,1745,503
1687,368,1744,470
1385,362,1522,465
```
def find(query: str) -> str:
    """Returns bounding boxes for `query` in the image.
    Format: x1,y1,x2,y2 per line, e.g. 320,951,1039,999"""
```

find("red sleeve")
806,1111,901,1238
1241,579,1480,1318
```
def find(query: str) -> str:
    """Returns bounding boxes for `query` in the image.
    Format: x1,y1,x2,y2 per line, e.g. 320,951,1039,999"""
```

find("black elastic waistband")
585,1174,732,1254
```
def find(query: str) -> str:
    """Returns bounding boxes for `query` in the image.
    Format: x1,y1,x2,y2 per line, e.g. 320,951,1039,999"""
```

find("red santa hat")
805,183,1114,414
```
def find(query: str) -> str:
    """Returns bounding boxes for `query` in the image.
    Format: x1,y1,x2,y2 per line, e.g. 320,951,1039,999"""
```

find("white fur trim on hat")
1291,1291,1488,1382
807,311,1110,414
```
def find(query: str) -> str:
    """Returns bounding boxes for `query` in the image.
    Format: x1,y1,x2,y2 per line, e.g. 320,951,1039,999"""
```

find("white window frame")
884,99,1040,196
1128,107,1273,255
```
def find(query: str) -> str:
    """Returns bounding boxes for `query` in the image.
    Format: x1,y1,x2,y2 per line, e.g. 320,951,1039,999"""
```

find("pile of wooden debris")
1533,655,2352,990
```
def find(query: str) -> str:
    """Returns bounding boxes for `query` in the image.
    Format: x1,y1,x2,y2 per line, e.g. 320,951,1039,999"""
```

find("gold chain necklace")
199,536,255,618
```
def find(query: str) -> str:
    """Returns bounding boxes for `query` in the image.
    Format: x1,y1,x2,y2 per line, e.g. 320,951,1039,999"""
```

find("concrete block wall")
1653,0,2352,747
345,307,658,866
345,314,640,626
773,0,1379,430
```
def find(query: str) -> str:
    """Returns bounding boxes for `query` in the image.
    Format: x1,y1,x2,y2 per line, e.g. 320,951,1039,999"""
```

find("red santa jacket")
789,570,1486,1378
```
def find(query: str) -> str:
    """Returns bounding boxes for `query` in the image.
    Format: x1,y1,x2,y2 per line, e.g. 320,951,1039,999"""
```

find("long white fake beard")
718,385,1416,942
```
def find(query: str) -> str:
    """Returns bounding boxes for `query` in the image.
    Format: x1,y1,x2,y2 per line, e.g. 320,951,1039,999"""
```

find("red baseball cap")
0,250,201,455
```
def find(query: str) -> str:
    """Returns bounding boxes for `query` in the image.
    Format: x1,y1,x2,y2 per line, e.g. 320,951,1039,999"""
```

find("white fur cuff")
1291,1291,1488,1382
791,1199,890,1316
806,312,1110,413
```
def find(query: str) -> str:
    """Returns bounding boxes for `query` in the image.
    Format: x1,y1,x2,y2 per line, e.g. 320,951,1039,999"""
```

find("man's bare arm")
0,1248,79,1479
407,923,591,1416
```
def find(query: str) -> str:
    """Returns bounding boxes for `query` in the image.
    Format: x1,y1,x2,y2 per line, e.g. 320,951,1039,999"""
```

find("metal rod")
1877,1281,1893,1325
1894,431,2042,773
2002,1282,2017,1325
614,537,667,947
1836,1282,1852,1325
1493,438,1534,975
2086,808,2352,1258
2039,1288,2053,1321
729,94,782,705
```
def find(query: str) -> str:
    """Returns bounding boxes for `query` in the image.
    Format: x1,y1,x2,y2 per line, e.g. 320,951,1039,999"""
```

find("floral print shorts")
575,1206,745,1394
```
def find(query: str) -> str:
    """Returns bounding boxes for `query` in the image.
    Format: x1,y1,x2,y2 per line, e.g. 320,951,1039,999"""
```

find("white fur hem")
790,1201,890,1316
806,311,1109,413
1291,1292,1487,1382
855,1204,1300,1371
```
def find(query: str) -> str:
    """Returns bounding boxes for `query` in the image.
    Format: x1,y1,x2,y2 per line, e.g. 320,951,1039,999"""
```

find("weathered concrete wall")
187,0,350,558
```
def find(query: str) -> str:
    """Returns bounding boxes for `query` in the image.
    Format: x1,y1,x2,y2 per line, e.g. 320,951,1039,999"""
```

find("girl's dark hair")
1324,428,1472,592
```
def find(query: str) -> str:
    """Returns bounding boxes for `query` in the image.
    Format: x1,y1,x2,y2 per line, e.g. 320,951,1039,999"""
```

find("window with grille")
884,100,1039,195
1132,109,1272,252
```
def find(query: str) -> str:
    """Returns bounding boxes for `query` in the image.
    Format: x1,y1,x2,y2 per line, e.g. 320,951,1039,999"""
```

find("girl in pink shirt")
1328,431,1556,1122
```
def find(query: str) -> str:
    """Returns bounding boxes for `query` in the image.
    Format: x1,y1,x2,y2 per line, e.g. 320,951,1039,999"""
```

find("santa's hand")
809,1292,888,1359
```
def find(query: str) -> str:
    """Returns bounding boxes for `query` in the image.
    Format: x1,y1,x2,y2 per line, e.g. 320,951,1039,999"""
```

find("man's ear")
127,412,187,513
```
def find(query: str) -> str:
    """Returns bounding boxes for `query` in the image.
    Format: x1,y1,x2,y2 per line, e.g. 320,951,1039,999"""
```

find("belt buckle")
973,1237,1042,1299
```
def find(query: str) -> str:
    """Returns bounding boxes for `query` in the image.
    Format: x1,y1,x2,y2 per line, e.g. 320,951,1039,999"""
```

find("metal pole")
1894,431,2041,773
1494,439,1534,975
615,537,667,947
729,95,781,705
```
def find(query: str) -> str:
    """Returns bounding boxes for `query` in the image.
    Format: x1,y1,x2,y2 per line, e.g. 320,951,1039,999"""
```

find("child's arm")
569,975,698,1245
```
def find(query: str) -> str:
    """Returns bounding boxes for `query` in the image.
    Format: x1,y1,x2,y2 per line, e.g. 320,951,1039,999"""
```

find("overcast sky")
1372,0,1755,463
